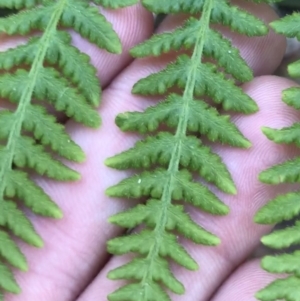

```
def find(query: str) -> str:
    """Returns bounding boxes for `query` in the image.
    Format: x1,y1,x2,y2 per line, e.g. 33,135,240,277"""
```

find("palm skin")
2,1,296,300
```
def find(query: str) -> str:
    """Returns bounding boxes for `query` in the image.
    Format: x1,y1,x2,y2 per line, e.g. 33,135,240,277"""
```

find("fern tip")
226,184,237,195
258,170,278,184
20,263,29,272
105,186,120,197
254,291,264,301
53,208,63,219
260,235,274,248
208,236,221,246
104,157,114,167
31,236,44,248
261,126,273,136
107,215,117,224
242,139,252,149
269,19,282,33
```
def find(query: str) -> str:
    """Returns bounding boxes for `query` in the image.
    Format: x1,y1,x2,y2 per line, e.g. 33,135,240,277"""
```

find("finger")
210,259,282,301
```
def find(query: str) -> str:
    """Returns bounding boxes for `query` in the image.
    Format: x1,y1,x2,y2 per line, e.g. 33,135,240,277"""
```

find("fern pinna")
0,0,137,299
105,0,275,300
255,11,300,301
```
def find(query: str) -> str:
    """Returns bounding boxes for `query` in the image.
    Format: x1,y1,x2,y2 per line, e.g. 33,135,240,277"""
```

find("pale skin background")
1,0,298,300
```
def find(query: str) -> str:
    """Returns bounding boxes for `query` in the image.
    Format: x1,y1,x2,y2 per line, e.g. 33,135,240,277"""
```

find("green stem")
0,0,67,197
140,0,214,299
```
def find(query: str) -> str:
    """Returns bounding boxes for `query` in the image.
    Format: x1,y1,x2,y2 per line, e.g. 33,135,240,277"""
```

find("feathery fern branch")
255,11,300,301
0,0,137,299
105,1,273,300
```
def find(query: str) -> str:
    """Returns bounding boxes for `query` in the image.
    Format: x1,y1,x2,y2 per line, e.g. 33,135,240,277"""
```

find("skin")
2,1,298,300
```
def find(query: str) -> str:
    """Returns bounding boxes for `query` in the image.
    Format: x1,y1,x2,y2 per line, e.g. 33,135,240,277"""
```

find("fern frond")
142,0,271,35
262,125,300,148
106,1,270,300
259,158,300,184
256,276,300,301
255,10,300,301
130,18,253,81
115,94,251,145
0,0,39,9
105,133,236,193
108,229,198,270
107,169,228,214
255,193,300,226
0,32,101,105
0,231,27,271
132,56,258,113
109,200,220,245
0,0,136,298
261,222,300,249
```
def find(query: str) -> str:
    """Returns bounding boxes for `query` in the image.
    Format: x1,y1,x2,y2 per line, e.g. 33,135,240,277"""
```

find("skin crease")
0,1,297,301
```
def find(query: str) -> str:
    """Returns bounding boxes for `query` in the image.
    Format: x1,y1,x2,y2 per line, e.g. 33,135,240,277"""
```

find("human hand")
3,1,296,300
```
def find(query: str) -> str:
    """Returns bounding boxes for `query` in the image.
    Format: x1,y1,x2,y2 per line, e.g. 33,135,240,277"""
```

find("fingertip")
211,259,280,301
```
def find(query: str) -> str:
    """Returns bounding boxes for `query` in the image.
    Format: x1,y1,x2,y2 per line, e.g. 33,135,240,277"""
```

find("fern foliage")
0,0,137,299
255,11,300,301
105,1,274,300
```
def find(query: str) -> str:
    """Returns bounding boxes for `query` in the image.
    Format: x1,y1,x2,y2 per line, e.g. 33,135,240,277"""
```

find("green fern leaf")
106,0,269,300
62,0,121,53
131,18,252,81
106,133,236,193
132,56,258,113
109,200,220,245
116,94,251,146
262,125,300,147
0,68,100,127
0,200,43,247
107,169,229,214
21,106,84,161
109,257,185,294
261,251,300,276
0,32,101,106
0,5,53,34
288,60,300,78
255,192,300,225
12,137,79,180
282,87,300,110
271,12,300,39
256,277,300,301
0,231,27,271
0,0,137,298
256,10,300,300
261,222,300,249
0,263,20,294
259,158,300,184
108,229,198,270
141,0,268,35
0,0,39,9
108,282,172,301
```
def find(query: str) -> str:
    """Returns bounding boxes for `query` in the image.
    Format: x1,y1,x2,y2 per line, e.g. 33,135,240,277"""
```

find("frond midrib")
139,0,214,297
